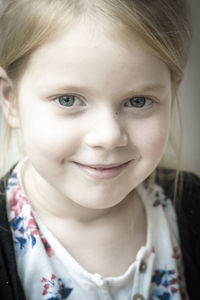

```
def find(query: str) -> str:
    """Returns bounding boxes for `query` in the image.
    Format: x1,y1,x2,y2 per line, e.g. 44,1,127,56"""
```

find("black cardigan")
0,168,199,300
0,171,26,300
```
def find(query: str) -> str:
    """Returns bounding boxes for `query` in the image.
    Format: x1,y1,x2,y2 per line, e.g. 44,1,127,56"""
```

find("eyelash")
53,94,154,110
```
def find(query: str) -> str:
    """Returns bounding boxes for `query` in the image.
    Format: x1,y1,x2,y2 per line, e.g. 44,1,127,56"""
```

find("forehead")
19,21,171,95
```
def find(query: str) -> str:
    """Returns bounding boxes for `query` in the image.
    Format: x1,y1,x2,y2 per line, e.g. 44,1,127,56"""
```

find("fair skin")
0,21,173,276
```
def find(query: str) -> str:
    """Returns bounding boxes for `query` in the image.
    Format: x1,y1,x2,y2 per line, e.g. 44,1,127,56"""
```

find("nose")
84,110,128,150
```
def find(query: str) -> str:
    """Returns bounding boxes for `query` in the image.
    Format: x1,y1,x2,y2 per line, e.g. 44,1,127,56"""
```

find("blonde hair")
0,0,192,174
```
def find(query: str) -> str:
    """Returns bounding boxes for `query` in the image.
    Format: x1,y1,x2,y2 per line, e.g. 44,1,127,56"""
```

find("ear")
0,67,20,128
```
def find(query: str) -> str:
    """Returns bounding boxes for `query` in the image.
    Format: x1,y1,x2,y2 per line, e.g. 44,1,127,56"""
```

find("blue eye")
58,95,76,106
125,97,153,108
56,95,82,107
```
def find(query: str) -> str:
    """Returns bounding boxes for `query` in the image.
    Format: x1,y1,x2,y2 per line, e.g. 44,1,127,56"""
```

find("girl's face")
14,22,172,209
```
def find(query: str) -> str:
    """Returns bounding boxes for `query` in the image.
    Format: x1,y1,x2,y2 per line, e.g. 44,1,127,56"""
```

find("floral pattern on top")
150,243,188,299
172,246,181,260
152,188,171,209
8,182,54,257
151,268,180,299
142,180,171,209
41,274,73,299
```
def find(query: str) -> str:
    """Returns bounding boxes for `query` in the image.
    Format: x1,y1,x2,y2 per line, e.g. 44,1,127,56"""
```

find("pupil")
130,97,145,107
59,95,75,106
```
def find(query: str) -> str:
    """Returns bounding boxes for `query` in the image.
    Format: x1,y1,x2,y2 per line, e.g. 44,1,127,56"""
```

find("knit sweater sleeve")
0,171,26,300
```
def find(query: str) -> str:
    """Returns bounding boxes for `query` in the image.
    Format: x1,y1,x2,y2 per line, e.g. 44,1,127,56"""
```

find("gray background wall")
178,0,200,175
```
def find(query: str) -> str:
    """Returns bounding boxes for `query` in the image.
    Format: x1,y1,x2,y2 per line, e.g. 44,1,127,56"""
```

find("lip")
73,160,132,179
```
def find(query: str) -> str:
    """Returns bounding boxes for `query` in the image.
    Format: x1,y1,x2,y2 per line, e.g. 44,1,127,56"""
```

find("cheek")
131,114,170,160
21,114,82,160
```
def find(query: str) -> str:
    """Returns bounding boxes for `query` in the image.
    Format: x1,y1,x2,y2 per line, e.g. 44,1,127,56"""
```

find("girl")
0,0,196,299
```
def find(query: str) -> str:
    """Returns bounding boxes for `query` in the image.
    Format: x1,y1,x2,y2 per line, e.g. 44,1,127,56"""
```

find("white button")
92,273,104,287
133,294,145,300
139,260,147,273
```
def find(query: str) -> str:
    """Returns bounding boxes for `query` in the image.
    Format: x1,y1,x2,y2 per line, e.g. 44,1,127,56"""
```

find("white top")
6,160,188,300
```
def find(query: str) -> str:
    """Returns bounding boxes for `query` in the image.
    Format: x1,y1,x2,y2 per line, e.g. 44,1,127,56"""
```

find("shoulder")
156,167,200,299
0,166,15,245
155,166,200,240
155,167,200,245
0,166,26,299
0,169,11,221
155,167,200,233
155,167,200,204
156,168,200,235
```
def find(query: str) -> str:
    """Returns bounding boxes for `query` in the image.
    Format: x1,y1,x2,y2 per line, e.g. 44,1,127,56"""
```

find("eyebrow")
129,83,168,94
42,82,168,98
41,84,89,95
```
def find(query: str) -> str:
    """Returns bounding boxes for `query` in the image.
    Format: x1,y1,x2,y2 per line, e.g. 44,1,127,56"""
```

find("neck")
22,160,141,223
21,161,147,276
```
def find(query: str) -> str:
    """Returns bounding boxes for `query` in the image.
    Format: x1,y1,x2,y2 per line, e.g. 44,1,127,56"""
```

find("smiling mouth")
73,161,132,179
